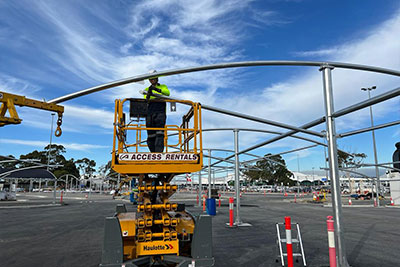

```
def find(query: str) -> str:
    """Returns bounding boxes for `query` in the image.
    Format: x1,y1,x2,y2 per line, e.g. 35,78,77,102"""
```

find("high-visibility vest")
143,84,170,99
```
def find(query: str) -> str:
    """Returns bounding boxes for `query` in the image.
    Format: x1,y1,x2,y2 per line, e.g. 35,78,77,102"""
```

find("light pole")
312,167,315,187
47,113,56,203
47,113,55,171
361,86,380,207
208,149,212,199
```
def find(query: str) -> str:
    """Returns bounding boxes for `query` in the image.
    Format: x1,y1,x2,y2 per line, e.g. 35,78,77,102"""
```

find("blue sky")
1,0,399,176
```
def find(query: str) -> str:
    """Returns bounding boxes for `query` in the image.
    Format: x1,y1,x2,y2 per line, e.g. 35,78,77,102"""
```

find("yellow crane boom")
0,91,64,136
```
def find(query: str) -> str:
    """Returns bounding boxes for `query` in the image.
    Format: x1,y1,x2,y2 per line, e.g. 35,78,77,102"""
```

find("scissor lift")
101,98,213,267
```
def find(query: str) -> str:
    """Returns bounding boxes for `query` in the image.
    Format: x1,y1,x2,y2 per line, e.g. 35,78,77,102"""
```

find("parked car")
258,185,274,193
351,192,384,200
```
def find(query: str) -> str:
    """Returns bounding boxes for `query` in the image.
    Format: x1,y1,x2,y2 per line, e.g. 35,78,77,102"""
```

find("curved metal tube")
48,60,400,104
202,128,326,146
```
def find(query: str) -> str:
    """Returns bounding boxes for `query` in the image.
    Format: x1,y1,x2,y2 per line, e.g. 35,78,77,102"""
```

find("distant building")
290,171,328,183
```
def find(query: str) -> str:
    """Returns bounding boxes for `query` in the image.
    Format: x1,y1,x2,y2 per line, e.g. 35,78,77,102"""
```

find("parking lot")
0,192,399,266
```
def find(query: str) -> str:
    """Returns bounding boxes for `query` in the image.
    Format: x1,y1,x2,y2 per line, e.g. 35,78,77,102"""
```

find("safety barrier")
285,217,294,267
229,197,234,227
276,217,306,266
326,216,337,267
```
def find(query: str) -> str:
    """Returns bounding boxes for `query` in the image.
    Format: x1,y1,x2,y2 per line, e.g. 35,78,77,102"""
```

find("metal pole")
198,171,202,207
47,113,55,171
191,173,194,194
89,175,92,200
297,154,300,194
100,176,103,195
208,149,212,199
338,119,400,138
363,87,381,207
234,129,242,224
323,133,329,188
213,170,216,189
53,179,57,204
321,65,349,267
48,60,400,105
65,175,68,195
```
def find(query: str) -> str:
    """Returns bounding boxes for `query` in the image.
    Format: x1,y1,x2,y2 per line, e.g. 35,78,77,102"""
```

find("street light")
361,86,380,207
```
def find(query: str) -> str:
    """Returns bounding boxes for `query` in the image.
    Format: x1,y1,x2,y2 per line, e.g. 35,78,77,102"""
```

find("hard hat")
148,70,158,80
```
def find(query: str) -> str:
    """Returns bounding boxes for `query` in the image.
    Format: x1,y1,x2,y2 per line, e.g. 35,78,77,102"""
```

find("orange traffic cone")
391,198,394,206
348,198,352,205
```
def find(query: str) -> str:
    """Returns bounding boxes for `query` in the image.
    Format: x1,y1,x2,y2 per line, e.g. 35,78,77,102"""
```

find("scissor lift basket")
112,98,203,174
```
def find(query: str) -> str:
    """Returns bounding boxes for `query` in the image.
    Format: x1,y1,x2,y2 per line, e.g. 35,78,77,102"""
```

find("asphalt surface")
0,192,399,267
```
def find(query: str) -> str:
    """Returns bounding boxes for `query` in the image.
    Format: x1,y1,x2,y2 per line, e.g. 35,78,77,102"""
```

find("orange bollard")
202,195,206,212
218,194,221,207
327,216,337,267
285,216,294,267
196,194,199,205
229,197,234,227
294,194,297,203
264,190,266,196
60,191,63,204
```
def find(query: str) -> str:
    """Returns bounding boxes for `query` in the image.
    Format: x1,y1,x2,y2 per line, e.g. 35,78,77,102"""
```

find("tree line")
0,144,109,179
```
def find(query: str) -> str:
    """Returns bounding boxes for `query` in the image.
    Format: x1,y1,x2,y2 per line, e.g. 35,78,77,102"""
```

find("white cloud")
0,139,107,151
15,103,115,135
120,43,133,54
292,48,340,57
0,74,42,98
32,1,118,84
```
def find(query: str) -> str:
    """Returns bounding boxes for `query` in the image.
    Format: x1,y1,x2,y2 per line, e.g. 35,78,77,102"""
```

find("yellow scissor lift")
100,98,214,267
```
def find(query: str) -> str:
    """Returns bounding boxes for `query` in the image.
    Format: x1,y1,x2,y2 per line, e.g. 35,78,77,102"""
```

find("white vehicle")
258,185,274,192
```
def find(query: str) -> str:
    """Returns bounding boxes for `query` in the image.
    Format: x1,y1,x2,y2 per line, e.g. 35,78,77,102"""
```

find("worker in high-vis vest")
143,70,170,152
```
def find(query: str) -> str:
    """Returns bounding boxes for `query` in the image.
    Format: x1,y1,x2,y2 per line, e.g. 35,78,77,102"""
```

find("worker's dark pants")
146,113,166,153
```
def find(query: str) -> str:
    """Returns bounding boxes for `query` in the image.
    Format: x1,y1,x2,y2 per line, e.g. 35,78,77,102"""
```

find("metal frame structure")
46,60,400,267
